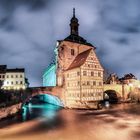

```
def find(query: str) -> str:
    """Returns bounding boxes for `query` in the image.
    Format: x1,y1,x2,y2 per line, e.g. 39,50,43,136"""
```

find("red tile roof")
67,49,92,70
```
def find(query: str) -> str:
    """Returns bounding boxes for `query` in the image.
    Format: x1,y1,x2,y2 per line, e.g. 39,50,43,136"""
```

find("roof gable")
67,49,92,70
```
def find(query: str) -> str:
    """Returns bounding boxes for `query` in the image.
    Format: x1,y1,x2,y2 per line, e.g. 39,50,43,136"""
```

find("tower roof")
64,8,94,47
64,34,93,46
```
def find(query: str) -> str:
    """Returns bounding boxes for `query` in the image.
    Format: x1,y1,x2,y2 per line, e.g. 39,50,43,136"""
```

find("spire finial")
70,8,79,35
73,8,75,17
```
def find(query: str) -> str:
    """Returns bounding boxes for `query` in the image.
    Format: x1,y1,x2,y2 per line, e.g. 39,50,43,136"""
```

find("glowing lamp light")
129,83,133,87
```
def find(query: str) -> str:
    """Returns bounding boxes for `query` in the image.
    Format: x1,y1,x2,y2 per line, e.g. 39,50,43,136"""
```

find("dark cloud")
112,38,129,45
0,0,140,86
0,0,47,10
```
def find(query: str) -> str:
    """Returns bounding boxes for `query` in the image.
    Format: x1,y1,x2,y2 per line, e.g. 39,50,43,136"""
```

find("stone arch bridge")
104,84,139,101
25,84,139,106
25,86,64,107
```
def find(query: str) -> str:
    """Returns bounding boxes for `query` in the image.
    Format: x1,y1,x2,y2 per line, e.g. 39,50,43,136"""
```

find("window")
91,72,94,76
77,81,80,86
74,26,78,31
7,75,9,78
11,81,13,85
20,75,22,78
98,72,101,77
77,72,80,76
16,81,18,84
71,49,74,55
82,81,86,86
3,75,5,78
87,81,90,86
20,81,23,84
93,81,96,86
11,75,13,78
16,75,18,78
0,75,1,78
99,82,102,86
7,81,9,84
83,71,87,76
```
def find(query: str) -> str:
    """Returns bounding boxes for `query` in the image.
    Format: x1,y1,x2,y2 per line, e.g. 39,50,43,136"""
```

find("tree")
0,80,3,89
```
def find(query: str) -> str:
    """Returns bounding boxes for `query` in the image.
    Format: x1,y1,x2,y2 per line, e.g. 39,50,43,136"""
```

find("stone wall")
0,103,21,120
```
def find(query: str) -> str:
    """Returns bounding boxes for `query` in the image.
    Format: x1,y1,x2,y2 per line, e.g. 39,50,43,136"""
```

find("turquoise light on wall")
43,64,56,86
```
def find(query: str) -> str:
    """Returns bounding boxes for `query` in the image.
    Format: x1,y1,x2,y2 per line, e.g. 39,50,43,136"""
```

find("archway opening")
104,90,120,103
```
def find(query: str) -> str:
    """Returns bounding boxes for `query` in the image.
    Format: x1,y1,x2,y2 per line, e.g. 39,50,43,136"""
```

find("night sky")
0,0,140,86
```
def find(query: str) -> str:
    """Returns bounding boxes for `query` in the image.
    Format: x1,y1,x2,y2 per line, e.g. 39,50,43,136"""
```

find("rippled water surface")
0,103,140,140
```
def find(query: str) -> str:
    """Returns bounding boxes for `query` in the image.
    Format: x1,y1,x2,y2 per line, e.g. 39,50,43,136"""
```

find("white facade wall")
2,72,26,90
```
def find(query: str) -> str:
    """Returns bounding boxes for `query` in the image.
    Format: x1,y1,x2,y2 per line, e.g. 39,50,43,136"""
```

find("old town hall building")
43,9,104,108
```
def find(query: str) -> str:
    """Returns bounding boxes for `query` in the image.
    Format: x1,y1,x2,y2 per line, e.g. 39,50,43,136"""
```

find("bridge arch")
25,93,64,107
104,90,121,103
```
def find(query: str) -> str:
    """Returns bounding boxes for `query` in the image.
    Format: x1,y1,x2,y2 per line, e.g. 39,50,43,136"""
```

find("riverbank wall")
0,103,21,120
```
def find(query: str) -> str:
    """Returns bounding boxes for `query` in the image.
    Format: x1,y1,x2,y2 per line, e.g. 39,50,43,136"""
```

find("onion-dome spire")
70,8,79,35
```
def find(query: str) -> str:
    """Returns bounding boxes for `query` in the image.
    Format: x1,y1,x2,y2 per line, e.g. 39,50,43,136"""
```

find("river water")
0,103,140,140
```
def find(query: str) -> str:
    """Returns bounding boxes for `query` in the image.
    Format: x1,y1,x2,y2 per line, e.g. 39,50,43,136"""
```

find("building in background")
43,63,56,87
0,65,7,88
43,9,104,108
0,65,29,90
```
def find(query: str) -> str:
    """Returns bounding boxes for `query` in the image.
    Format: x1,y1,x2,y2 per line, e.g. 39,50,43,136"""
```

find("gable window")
71,49,75,56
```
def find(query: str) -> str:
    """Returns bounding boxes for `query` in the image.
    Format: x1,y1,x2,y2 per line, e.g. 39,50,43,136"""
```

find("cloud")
0,0,140,86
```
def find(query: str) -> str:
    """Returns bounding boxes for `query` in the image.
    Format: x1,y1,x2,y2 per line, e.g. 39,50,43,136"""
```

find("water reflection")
22,103,62,121
22,94,63,121
1,103,140,140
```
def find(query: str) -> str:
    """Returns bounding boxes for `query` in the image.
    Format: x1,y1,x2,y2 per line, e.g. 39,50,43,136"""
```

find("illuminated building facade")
0,65,6,83
0,65,29,90
43,63,56,86
43,9,104,108
64,49,103,108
